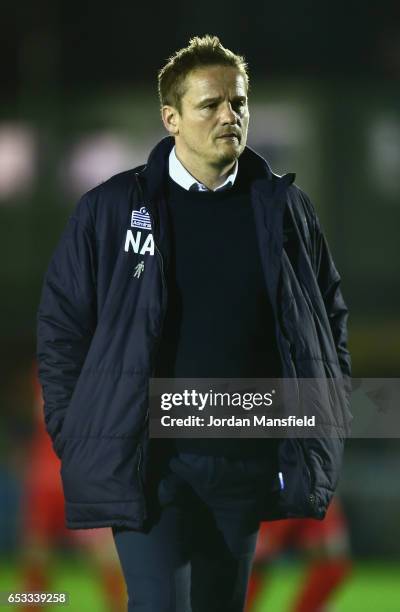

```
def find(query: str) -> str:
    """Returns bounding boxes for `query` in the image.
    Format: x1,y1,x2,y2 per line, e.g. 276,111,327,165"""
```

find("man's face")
165,65,249,171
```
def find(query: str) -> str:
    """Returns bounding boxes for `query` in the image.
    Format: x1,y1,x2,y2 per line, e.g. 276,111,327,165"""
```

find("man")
37,35,351,612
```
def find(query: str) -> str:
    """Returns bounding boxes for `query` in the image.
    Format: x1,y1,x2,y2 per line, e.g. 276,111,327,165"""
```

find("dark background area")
3,2,400,94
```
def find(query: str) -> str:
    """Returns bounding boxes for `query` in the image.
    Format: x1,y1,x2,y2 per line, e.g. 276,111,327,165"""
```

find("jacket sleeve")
314,215,351,377
302,192,352,419
36,195,97,459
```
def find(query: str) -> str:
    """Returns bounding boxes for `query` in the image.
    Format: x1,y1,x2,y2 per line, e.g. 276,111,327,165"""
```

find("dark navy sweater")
154,167,282,456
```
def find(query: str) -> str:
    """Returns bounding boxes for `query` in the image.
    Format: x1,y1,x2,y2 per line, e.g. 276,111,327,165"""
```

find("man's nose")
220,101,237,124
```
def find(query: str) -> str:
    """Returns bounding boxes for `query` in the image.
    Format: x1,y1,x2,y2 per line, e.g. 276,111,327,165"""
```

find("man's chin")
215,144,239,160
217,149,242,167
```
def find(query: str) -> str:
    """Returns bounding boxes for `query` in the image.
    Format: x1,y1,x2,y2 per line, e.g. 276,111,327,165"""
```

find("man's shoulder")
84,165,146,202
282,182,321,252
72,165,146,227
286,182,317,223
257,165,316,222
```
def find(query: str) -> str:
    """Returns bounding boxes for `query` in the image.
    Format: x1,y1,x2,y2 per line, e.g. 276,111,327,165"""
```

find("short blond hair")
158,35,249,113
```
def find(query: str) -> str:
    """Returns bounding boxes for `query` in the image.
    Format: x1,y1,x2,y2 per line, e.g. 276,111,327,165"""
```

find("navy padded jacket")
37,136,352,530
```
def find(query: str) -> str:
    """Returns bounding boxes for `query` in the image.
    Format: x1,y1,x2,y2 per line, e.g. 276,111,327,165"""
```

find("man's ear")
161,105,180,135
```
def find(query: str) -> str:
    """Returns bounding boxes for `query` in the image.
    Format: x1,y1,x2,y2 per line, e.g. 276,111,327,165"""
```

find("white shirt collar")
168,146,238,192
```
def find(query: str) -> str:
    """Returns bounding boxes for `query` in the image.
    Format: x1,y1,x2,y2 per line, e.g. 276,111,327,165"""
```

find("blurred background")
1,1,400,610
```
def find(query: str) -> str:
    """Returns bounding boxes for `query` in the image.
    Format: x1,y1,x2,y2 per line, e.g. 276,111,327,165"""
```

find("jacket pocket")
275,439,319,518
60,436,145,506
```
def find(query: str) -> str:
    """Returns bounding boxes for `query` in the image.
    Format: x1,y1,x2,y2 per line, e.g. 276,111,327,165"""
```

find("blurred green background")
1,1,400,610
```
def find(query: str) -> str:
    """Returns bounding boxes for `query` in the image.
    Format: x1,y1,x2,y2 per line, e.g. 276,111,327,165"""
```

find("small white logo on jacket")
131,206,151,230
133,261,145,278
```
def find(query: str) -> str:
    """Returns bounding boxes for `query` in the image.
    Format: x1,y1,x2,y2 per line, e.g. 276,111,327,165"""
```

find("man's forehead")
184,66,247,98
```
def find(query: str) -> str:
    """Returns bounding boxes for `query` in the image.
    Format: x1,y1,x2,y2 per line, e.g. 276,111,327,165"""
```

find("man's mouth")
217,133,240,142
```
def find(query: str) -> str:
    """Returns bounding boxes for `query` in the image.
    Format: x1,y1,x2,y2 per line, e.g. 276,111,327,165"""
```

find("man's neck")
174,148,236,191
